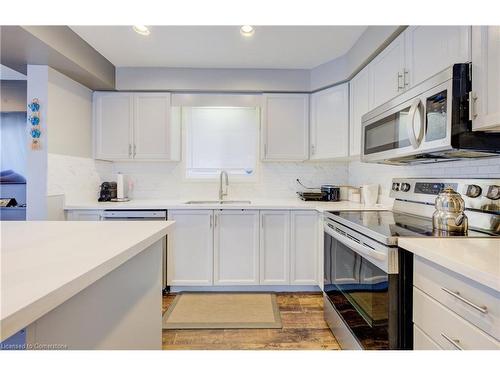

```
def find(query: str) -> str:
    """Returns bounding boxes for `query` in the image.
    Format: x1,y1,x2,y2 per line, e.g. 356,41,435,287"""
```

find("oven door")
323,220,399,349
361,71,454,164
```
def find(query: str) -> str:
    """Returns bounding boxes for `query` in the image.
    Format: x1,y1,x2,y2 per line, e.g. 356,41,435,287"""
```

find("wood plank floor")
162,293,340,350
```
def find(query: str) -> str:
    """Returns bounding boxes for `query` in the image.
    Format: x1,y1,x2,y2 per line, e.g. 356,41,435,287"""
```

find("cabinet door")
259,211,290,285
214,210,259,285
94,92,133,160
369,33,405,109
405,26,471,88
133,93,172,159
261,94,309,161
290,211,318,285
310,83,349,160
167,210,213,286
472,26,500,131
349,66,370,157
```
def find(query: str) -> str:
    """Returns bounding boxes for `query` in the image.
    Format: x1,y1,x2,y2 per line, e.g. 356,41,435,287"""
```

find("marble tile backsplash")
47,153,112,203
106,161,349,200
348,156,500,205
47,152,500,205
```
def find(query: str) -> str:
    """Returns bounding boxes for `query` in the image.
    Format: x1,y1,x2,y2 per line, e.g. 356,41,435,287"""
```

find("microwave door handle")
325,223,386,262
407,98,424,149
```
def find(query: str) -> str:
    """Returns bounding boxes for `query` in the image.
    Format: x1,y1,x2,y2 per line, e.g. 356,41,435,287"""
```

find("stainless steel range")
323,178,500,350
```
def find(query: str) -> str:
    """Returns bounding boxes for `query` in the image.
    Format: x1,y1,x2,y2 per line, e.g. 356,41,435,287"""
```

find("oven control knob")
392,182,400,191
400,183,411,192
486,185,500,200
465,184,482,198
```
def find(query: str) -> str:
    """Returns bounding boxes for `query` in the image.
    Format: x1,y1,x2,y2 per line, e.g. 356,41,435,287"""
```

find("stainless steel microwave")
361,64,500,165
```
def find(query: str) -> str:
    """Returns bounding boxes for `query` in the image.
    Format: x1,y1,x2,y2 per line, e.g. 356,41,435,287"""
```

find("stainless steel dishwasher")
101,210,168,293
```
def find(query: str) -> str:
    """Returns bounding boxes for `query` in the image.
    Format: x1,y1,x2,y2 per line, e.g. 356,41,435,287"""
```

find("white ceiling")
70,26,367,69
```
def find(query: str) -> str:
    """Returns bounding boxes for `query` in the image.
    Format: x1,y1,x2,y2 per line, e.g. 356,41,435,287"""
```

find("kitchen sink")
184,200,252,205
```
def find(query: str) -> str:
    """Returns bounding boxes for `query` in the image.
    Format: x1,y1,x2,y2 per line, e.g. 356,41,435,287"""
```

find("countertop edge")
398,238,500,293
0,222,174,341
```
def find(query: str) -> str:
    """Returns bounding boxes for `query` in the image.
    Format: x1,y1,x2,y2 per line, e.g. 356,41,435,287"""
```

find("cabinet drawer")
413,287,500,350
414,324,441,350
414,256,500,340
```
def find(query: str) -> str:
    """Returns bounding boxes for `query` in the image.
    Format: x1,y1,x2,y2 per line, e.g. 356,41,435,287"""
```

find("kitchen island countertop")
0,220,174,343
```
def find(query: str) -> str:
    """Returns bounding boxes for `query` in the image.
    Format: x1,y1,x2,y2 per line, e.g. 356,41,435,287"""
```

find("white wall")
47,68,93,158
348,157,500,205
26,65,49,220
102,161,348,201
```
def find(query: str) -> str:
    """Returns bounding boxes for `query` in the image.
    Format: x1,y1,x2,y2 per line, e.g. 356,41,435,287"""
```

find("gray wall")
116,67,311,92
310,26,404,90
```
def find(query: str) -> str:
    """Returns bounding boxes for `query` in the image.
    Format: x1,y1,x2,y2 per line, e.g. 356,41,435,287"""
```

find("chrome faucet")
219,170,229,201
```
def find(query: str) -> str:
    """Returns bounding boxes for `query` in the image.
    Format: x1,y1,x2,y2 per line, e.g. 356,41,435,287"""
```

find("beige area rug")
162,293,282,329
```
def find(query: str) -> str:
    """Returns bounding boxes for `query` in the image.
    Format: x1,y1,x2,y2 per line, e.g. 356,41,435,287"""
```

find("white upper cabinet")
94,92,133,160
405,26,471,88
133,93,172,159
167,210,214,286
214,210,260,285
471,26,500,131
369,33,406,109
349,66,370,158
310,83,349,160
94,92,179,161
261,94,309,161
259,211,290,285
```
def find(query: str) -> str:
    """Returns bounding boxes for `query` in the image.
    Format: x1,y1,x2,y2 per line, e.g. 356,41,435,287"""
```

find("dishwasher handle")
101,210,167,219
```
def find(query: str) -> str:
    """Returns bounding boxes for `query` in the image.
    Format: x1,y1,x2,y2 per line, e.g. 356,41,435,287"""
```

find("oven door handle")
325,223,387,262
407,98,424,149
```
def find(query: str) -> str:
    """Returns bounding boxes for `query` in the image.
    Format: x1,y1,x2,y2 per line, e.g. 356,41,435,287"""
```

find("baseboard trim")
170,285,321,293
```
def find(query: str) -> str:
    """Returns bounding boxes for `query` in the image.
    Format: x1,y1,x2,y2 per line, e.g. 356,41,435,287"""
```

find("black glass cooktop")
328,210,497,240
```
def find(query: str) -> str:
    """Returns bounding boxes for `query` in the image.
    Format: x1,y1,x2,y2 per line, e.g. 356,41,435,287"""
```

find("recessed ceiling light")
133,25,150,36
240,25,255,37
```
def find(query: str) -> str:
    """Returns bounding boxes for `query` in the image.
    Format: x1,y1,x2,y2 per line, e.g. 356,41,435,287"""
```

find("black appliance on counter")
98,182,117,202
323,177,499,350
297,181,340,201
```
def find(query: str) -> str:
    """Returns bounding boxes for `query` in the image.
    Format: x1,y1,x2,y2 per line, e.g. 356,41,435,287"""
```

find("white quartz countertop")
64,198,389,212
398,237,500,292
0,220,174,340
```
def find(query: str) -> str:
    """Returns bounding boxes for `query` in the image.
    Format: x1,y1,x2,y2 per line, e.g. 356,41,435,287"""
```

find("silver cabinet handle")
214,214,218,227
468,91,478,120
133,144,136,157
128,144,132,157
264,143,267,157
311,144,315,155
397,72,404,91
404,69,409,87
210,215,213,228
441,333,464,350
441,287,488,314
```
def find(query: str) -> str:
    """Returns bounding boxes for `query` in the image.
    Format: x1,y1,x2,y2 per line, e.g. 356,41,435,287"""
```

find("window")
184,107,259,179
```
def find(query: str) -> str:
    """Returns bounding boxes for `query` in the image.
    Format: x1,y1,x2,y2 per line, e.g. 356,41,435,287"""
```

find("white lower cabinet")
260,211,290,285
412,256,500,350
214,210,260,285
167,210,214,286
414,324,441,350
290,211,318,285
